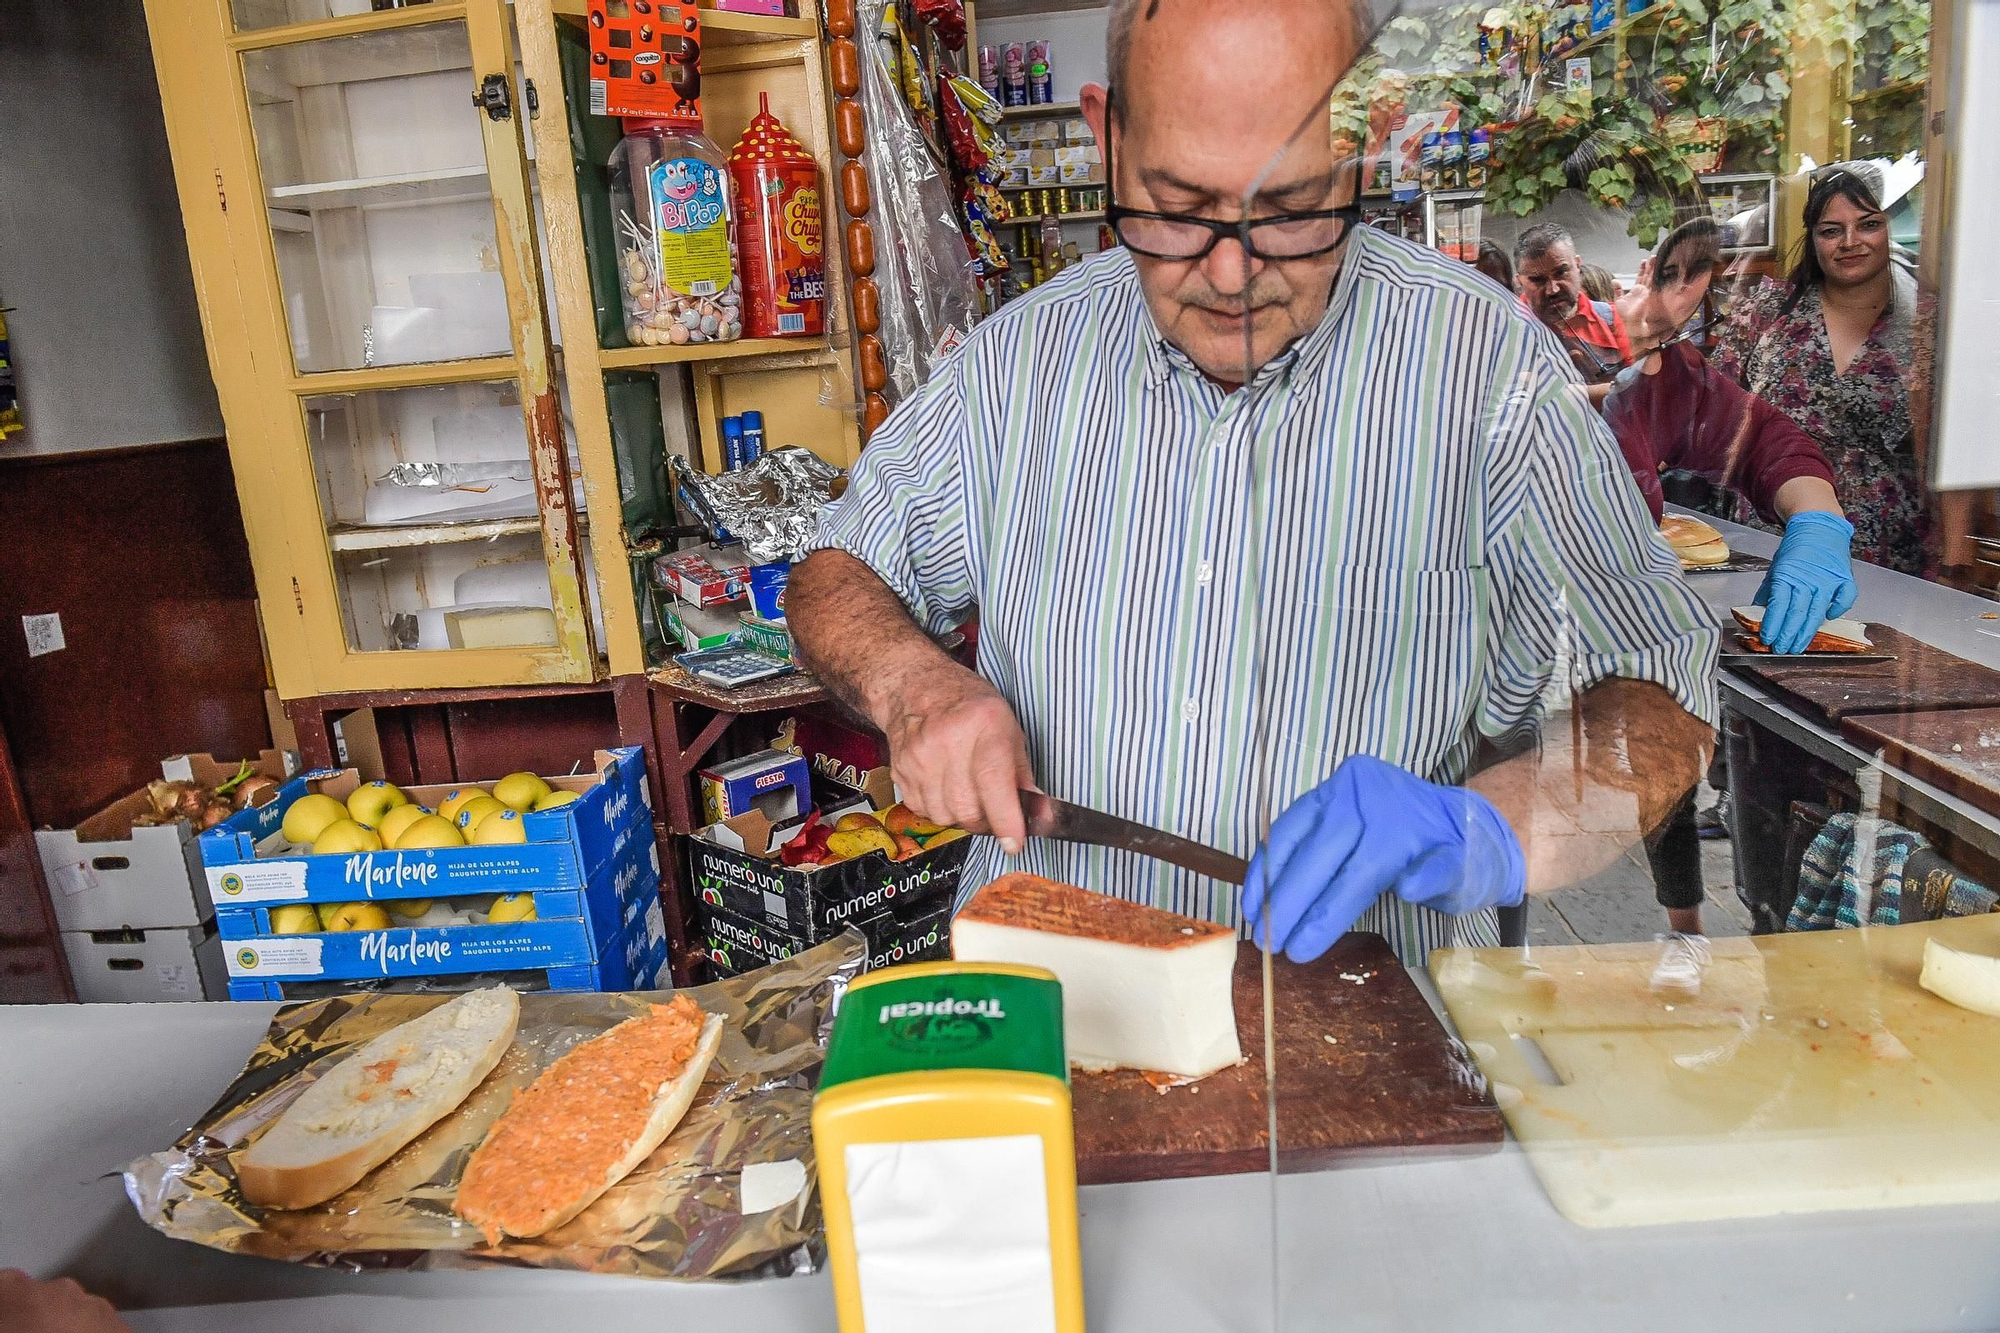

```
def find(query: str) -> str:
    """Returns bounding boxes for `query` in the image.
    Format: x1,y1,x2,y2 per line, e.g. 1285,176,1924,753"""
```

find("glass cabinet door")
168,0,596,691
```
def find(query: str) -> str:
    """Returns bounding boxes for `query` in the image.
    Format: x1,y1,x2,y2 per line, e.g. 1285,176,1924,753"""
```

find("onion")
234,775,280,810
199,802,233,829
175,786,209,819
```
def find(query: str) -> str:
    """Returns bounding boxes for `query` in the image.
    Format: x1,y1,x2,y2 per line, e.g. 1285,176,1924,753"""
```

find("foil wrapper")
378,461,535,489
672,447,848,565
124,933,865,1280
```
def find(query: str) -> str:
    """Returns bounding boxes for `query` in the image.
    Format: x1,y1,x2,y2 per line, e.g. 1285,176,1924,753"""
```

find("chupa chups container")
1001,42,1027,107
977,45,1000,98
728,94,826,339
1026,39,1054,104
609,116,743,348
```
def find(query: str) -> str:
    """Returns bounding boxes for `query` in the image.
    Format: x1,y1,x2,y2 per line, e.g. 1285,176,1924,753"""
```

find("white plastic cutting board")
1432,915,2000,1228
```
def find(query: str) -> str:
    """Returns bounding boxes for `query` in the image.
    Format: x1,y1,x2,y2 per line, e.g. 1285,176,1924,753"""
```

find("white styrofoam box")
37,753,286,932
62,924,226,1003
454,553,605,639
432,403,531,463
37,799,208,933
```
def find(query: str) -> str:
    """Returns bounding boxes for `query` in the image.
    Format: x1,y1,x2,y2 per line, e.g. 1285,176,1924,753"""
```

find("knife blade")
1018,790,1249,886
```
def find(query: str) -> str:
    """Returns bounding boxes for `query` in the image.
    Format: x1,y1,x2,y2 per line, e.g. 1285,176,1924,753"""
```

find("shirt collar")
1132,226,1368,395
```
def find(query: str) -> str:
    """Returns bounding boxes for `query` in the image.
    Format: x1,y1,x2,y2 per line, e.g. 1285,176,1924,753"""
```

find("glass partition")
1100,0,2000,1323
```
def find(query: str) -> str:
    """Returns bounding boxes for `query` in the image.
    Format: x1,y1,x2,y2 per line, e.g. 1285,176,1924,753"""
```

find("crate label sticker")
207,861,308,903
227,938,323,977
53,862,99,899
157,961,195,997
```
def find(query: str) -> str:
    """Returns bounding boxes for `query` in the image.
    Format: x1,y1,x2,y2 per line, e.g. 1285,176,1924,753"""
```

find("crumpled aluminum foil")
379,461,535,489
672,447,848,565
123,932,865,1280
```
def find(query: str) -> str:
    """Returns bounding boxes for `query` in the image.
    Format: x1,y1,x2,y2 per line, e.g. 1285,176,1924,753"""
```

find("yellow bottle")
812,961,1083,1333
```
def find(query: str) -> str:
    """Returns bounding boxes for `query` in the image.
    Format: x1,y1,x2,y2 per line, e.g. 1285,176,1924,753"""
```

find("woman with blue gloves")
1605,215,1857,984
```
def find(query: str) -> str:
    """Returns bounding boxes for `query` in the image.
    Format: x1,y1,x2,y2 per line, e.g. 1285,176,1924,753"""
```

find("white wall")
975,9,1111,102
0,0,224,455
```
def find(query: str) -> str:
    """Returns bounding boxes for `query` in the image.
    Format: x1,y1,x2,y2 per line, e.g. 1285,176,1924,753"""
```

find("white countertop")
7,998,2000,1332
1680,513,2000,668
12,521,2000,1330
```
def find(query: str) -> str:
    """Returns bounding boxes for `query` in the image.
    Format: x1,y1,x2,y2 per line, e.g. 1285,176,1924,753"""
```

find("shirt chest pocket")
1290,563,1491,774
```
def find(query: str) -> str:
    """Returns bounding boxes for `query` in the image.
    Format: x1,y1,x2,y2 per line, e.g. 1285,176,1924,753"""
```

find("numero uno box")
200,748,650,907
699,899,950,977
690,813,971,940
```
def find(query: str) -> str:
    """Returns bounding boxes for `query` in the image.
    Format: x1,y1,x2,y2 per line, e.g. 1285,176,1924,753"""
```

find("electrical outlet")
23,613,64,658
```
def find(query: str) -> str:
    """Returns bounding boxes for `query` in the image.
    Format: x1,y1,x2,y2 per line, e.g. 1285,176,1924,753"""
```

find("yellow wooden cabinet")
145,0,862,698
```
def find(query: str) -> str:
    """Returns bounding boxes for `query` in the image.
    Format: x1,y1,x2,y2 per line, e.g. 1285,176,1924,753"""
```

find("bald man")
789,0,1718,964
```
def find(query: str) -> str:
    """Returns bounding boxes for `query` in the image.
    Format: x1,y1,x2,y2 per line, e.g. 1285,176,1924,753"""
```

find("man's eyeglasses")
1101,87,1359,262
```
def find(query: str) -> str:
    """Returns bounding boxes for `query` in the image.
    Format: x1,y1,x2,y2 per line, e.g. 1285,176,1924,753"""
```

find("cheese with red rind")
952,873,1242,1080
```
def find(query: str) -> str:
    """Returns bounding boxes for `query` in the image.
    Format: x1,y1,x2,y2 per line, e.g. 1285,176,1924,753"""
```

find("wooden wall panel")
441,692,622,786
0,439,271,831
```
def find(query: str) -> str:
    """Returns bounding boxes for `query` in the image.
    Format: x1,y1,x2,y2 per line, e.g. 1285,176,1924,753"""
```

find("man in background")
1516,222,1634,392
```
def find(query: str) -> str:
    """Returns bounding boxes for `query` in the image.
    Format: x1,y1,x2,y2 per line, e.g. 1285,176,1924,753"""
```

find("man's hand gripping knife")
1242,754,1527,963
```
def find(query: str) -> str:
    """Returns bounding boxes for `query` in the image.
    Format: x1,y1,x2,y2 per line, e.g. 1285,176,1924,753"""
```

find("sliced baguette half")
453,994,723,1243
238,986,520,1210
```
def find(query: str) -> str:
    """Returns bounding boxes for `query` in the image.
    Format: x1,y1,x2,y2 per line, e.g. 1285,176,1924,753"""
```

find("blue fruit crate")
220,833,666,999
200,748,651,911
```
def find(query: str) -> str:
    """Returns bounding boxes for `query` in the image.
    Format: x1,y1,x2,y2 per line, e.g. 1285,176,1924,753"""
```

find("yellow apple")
470,808,529,845
453,796,506,835
376,802,433,848
346,780,408,829
280,793,348,846
438,786,490,824
388,898,433,918
312,819,383,855
486,892,538,923
395,814,465,849
532,789,581,812
268,904,320,935
322,901,393,932
493,771,553,813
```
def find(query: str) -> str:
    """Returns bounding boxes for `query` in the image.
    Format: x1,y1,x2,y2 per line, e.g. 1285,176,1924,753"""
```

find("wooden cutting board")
1070,933,1501,1186
1433,916,2000,1228
1842,706,2000,820
1725,624,2000,725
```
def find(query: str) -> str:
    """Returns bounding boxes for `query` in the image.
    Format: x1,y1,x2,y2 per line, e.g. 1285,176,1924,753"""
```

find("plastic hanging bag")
854,0,983,404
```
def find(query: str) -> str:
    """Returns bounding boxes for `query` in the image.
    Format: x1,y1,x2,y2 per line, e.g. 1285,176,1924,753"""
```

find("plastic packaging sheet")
123,932,866,1280
854,0,983,402
669,446,847,564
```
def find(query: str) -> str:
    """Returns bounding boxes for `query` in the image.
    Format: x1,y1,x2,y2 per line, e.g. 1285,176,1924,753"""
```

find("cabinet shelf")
266,165,491,212
998,100,1082,119
597,335,829,369
326,515,546,552
1004,209,1106,225
546,0,816,45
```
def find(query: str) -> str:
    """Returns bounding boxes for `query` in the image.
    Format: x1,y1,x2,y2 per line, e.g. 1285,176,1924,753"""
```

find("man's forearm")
1467,677,1711,895
787,550,959,729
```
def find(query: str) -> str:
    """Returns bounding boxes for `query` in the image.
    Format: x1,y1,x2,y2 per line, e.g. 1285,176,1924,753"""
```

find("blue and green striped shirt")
808,225,1719,964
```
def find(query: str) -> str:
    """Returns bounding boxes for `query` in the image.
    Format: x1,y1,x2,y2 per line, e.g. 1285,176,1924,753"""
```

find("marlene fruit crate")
198,748,650,909
221,832,669,999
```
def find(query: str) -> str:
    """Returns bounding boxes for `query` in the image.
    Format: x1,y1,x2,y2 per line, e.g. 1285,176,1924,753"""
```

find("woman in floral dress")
1713,163,1931,575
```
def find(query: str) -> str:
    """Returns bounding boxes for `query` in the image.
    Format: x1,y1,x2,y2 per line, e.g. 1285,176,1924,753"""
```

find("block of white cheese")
951,873,1242,1079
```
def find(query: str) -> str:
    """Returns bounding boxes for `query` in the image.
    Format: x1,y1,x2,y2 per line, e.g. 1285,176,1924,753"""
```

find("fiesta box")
689,809,971,940
220,831,668,998
699,748,812,826
697,900,949,977
199,748,650,906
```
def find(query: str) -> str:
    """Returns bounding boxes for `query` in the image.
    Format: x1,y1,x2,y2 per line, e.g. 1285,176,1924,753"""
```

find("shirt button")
1182,699,1199,722
1196,562,1213,586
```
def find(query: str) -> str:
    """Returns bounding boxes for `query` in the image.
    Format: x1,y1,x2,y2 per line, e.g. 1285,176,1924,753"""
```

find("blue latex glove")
1755,511,1858,654
1240,754,1527,963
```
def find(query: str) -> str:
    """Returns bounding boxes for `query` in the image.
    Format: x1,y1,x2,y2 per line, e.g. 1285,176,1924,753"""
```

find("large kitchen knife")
1018,790,1250,886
